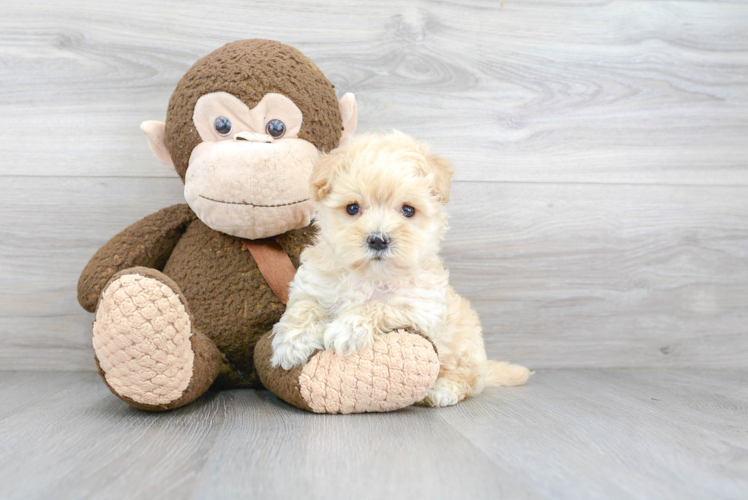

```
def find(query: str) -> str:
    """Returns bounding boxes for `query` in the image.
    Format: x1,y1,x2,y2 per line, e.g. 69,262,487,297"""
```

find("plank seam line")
2,174,748,189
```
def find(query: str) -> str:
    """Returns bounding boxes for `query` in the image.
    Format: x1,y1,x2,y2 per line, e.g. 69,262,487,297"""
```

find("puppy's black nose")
367,234,389,251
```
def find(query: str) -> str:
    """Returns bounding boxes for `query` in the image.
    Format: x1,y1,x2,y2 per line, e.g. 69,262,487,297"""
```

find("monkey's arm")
77,204,197,312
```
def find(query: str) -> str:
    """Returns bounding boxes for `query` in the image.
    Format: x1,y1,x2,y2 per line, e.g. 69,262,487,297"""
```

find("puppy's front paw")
323,315,377,357
270,332,322,370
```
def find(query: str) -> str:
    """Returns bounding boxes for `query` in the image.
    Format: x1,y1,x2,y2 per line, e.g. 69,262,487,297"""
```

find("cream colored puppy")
271,131,530,406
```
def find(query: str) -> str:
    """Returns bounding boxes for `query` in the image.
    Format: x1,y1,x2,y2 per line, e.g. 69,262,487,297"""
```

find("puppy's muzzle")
367,233,390,252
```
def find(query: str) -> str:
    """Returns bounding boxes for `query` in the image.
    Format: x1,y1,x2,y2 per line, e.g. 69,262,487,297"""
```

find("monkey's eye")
401,205,416,218
214,117,232,136
346,203,360,216
265,119,286,138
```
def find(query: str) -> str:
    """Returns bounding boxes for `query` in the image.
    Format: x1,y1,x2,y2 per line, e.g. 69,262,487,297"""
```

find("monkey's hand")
77,204,197,312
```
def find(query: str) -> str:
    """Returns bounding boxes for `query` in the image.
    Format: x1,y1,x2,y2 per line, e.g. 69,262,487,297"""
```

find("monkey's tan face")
184,92,319,240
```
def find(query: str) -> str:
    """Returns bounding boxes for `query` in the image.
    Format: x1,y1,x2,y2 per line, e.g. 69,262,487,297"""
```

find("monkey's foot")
92,268,221,411
256,329,440,414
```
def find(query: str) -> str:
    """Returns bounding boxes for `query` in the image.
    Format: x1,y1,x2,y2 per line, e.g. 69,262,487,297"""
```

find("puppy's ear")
428,154,454,204
310,149,346,201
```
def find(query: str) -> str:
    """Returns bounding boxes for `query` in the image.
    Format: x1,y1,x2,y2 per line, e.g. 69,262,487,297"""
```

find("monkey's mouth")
199,194,309,208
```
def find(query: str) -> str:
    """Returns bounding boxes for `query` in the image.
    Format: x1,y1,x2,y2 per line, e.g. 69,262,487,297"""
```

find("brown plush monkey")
78,40,438,413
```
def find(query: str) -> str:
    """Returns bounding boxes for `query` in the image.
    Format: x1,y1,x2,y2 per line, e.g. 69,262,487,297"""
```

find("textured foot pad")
93,273,194,406
299,331,440,414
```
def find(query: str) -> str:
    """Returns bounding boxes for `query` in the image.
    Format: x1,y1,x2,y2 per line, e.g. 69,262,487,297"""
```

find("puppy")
271,131,530,406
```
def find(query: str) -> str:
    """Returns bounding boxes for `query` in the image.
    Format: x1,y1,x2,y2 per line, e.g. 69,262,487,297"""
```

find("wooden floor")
0,369,745,500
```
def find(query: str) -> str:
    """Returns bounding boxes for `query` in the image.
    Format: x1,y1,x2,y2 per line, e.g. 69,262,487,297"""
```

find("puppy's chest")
369,285,394,303
333,278,439,311
338,280,399,305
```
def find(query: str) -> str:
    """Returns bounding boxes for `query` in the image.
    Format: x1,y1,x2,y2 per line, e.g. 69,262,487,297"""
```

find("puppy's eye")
346,203,360,216
266,119,286,138
214,117,232,136
401,205,416,218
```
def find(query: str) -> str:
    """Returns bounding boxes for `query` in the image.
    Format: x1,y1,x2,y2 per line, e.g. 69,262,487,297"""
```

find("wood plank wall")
1,0,746,370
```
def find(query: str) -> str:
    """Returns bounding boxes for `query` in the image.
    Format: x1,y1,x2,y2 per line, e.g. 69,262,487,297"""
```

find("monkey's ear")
428,154,454,204
140,120,176,171
338,93,358,148
310,149,346,202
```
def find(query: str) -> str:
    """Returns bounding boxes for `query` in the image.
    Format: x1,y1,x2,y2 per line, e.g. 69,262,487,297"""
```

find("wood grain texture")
0,369,746,500
436,368,748,500
1,177,747,370
1,0,747,370
0,0,746,183
447,181,748,368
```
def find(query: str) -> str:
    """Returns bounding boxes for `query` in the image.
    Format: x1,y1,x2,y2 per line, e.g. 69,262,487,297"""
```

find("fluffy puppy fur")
271,131,530,406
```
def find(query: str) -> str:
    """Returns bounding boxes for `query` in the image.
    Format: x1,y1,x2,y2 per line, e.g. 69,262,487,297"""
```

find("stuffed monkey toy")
77,40,439,414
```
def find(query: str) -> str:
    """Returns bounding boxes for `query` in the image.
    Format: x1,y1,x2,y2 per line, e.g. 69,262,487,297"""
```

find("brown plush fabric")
160,220,317,388
93,267,231,411
78,204,197,312
165,39,343,180
254,331,314,412
80,202,316,393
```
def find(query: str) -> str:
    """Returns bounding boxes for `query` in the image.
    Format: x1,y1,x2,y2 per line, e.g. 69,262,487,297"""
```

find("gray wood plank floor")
0,369,746,500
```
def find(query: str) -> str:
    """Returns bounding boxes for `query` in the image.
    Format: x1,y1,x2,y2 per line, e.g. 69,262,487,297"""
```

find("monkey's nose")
367,234,390,251
234,131,274,143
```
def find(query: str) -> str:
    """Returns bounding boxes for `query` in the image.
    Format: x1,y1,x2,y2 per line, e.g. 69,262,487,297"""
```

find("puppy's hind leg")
419,348,486,407
420,361,531,407
420,290,531,407
419,376,472,407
